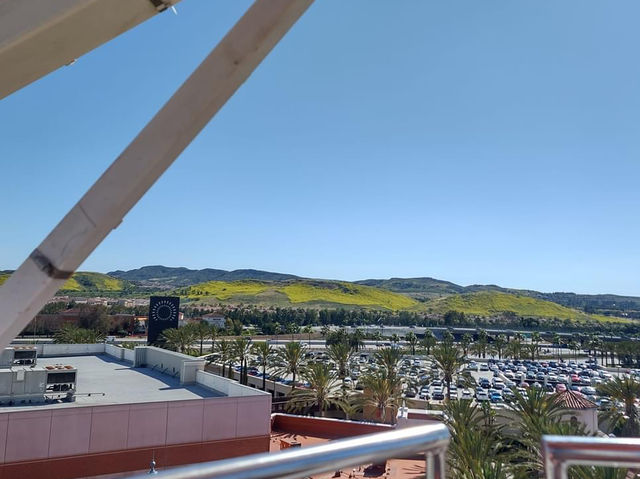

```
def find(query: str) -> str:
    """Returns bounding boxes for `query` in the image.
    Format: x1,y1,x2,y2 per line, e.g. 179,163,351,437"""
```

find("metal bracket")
29,249,74,280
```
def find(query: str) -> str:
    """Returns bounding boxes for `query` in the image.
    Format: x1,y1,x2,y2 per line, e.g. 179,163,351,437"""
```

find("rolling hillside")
177,279,419,311
423,291,629,323
108,265,299,288
60,272,132,293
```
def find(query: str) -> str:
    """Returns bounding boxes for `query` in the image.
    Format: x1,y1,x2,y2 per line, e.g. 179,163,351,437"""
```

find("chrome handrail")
127,423,450,479
542,435,640,479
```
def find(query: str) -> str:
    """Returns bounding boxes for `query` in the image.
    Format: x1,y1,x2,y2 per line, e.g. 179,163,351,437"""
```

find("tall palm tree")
530,332,541,360
216,339,233,378
302,325,313,347
161,327,195,354
252,341,273,391
432,342,467,397
405,332,419,355
233,337,252,385
275,341,306,391
504,387,575,473
286,362,347,417
597,375,640,437
476,329,489,358
192,321,213,356
374,347,403,382
357,369,402,424
421,330,437,355
327,342,354,385
460,333,473,357
349,328,365,352
493,334,507,360
552,332,561,360
443,399,508,479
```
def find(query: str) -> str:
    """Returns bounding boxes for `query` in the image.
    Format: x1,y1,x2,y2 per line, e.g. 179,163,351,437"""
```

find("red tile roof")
554,390,597,410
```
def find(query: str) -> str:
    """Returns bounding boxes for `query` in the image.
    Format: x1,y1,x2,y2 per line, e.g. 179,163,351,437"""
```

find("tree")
161,327,195,354
54,324,105,344
357,369,402,424
476,329,488,358
460,333,473,357
191,321,214,356
302,325,313,347
275,341,306,391
374,347,403,382
77,305,110,333
597,375,640,437
233,337,252,385
405,332,418,355
493,334,507,360
421,330,437,355
216,340,233,378
252,341,273,392
327,342,354,386
286,363,347,417
432,342,467,397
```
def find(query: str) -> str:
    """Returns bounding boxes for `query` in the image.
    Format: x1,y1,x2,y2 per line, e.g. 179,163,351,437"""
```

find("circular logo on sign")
151,299,177,321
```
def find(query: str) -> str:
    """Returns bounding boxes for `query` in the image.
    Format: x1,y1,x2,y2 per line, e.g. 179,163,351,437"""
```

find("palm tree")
357,369,402,424
432,342,467,397
374,347,403,381
476,329,489,358
232,337,252,385
161,327,195,354
192,321,214,356
597,375,640,437
327,342,354,385
493,334,507,360
390,333,400,345
302,325,313,347
443,399,508,478
422,330,437,355
530,332,541,360
286,362,347,416
349,328,365,352
552,332,561,360
216,339,233,378
275,341,306,391
460,333,473,357
54,325,105,344
251,341,273,391
405,331,418,355
504,387,576,473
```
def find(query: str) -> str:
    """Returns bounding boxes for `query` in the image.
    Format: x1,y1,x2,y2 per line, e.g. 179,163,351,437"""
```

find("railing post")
425,450,446,479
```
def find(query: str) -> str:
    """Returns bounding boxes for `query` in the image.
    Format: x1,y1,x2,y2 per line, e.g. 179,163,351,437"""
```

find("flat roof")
0,354,222,413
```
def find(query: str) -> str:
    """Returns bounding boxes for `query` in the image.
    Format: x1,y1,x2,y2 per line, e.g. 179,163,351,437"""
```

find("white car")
476,391,490,401
461,389,473,400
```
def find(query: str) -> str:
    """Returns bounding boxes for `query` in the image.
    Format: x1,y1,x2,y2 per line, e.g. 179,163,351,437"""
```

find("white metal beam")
0,0,182,100
0,0,314,349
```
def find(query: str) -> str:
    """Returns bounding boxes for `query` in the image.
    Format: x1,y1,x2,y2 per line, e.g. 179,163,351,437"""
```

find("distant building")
202,314,227,329
553,390,598,433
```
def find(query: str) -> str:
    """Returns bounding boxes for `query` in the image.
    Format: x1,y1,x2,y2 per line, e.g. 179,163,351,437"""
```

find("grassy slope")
424,291,629,323
60,272,129,292
0,273,8,287
180,280,419,311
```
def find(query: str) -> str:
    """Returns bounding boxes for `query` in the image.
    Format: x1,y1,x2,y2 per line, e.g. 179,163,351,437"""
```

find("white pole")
0,0,314,350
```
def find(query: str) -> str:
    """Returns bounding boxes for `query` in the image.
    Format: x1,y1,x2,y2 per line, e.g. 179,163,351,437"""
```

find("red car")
556,383,567,392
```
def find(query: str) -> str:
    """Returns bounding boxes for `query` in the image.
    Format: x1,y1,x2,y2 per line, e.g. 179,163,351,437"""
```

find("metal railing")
543,435,640,479
127,423,450,479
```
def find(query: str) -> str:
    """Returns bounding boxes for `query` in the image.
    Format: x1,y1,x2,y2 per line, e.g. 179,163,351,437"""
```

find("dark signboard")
147,296,180,345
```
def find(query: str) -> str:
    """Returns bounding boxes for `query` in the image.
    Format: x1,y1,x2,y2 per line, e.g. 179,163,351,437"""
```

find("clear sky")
1,1,639,295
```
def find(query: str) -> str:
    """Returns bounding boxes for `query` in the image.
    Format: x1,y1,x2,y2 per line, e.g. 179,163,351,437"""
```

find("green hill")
424,291,629,323
178,279,419,311
60,272,131,293
0,273,9,287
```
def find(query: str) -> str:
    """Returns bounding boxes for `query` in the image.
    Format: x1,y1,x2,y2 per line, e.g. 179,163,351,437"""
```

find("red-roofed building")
554,390,598,433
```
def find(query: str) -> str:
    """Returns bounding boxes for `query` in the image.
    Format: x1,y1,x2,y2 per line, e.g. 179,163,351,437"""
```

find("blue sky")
1,1,639,295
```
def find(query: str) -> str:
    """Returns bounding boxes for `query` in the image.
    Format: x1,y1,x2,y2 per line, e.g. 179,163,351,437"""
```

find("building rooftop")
554,390,597,410
0,354,222,413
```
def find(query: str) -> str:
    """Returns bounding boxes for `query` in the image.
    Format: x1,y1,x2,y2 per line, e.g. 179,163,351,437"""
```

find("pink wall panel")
166,400,204,445
202,398,238,441
5,410,52,462
0,415,7,463
126,402,168,449
88,405,130,453
236,397,270,437
49,408,92,457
